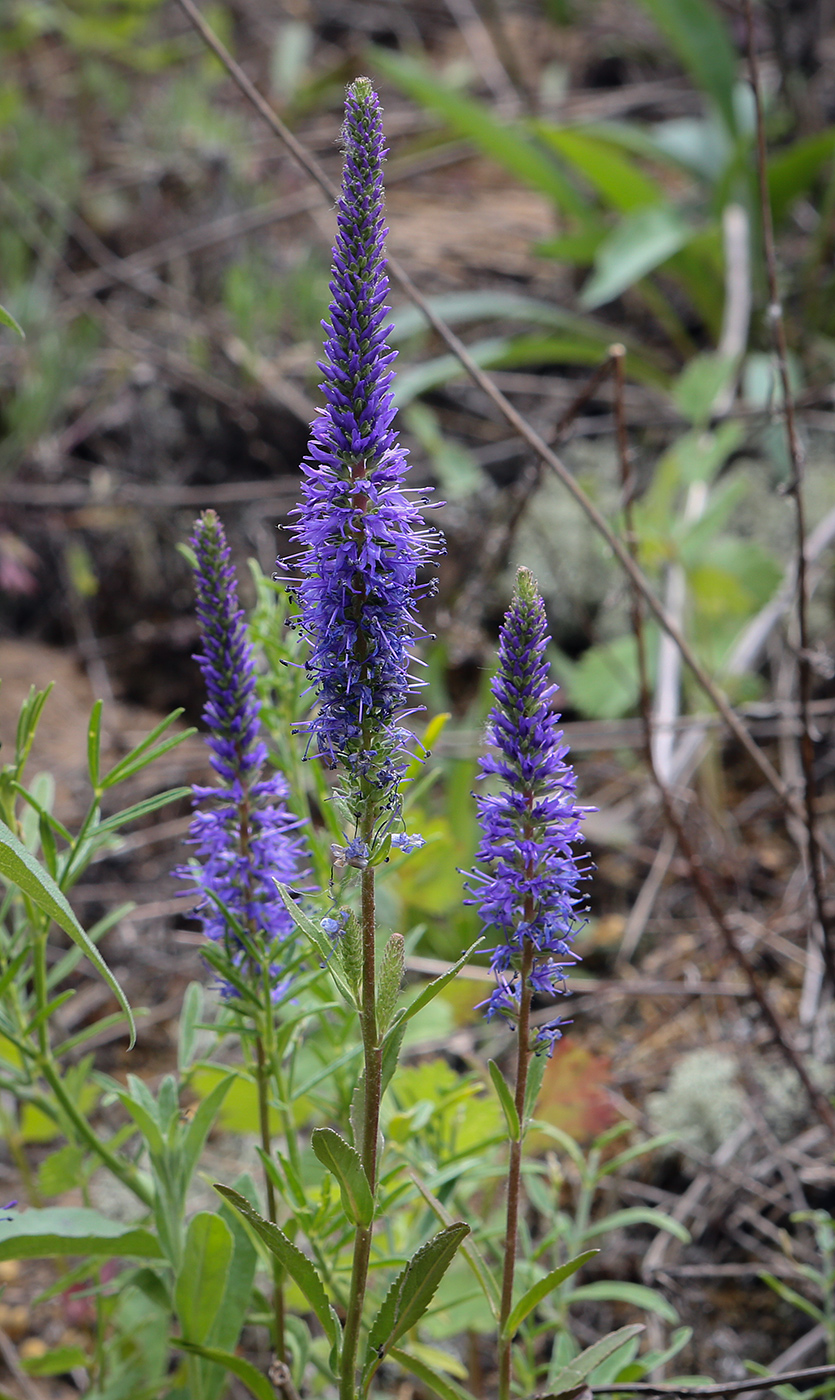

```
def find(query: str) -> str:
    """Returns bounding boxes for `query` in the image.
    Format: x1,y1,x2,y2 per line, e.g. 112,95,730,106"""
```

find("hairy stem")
341,859,381,1400
498,937,534,1400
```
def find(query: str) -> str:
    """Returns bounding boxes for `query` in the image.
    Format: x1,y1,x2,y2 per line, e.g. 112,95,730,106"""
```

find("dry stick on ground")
609,353,835,1138
172,0,835,876
592,1363,835,1396
742,0,835,988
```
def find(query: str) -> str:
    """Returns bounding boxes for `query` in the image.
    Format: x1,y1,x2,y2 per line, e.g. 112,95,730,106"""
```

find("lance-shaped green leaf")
0,820,135,1045
569,1280,678,1323
0,304,24,338
410,1173,499,1315
364,1224,470,1378
176,1341,276,1400
389,1346,478,1400
488,1060,520,1142
175,1213,233,1344
311,1128,374,1227
539,1324,645,1398
213,1186,338,1345
276,884,355,1003
0,1207,163,1260
501,1250,598,1340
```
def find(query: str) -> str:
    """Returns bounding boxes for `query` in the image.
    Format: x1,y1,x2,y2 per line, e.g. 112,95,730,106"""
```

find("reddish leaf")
528,1037,617,1146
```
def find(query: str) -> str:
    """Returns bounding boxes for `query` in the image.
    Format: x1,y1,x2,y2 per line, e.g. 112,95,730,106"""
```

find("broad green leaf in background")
311,1128,374,1227
672,353,738,426
389,1345,478,1400
175,1213,233,1345
569,1280,679,1323
581,206,696,309
769,127,835,225
370,47,591,216
21,1345,88,1377
0,1207,163,1260
501,1250,598,1340
542,1323,646,1398
0,821,135,1046
535,125,663,212
632,0,739,138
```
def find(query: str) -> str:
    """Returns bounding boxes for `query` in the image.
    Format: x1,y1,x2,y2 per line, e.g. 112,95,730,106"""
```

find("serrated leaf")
488,1060,520,1141
365,1224,470,1378
502,1251,598,1340
541,1324,645,1397
311,1128,374,1227
0,820,135,1046
213,1185,338,1344
0,1207,163,1260
175,1213,233,1344
176,1341,276,1400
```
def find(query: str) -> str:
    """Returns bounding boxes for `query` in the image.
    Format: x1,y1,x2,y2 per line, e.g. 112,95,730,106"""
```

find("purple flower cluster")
288,78,441,805
179,510,306,1001
467,569,591,1054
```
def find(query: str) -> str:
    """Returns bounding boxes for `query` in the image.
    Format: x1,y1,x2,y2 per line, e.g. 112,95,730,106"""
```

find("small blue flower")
466,568,592,1055
390,832,425,854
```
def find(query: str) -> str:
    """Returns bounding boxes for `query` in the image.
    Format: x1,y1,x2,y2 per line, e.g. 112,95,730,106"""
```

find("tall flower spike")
179,510,307,999
466,568,592,1054
288,78,442,807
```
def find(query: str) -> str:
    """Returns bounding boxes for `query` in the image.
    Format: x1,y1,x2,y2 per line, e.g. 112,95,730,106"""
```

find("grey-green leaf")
0,820,135,1047
311,1128,374,1227
389,1346,478,1400
0,304,24,339
175,1213,233,1344
569,1280,679,1323
213,1185,338,1344
541,1324,646,1397
365,1223,470,1373
0,1207,163,1260
580,206,695,310
502,1250,598,1340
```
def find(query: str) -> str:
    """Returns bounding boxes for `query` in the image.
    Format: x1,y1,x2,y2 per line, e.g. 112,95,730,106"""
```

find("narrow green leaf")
583,1207,690,1244
502,1250,598,1340
523,1049,548,1126
759,1274,825,1324
0,820,135,1047
632,0,738,137
87,700,103,790
0,304,24,339
95,787,192,835
213,1185,338,1344
179,981,204,1074
389,1346,478,1400
536,125,662,212
175,1213,233,1344
276,884,355,1004
390,939,483,1035
0,1207,163,1260
569,1281,679,1323
370,48,591,215
99,709,187,789
182,1074,236,1186
176,1341,276,1400
541,1324,646,1397
488,1060,520,1141
365,1224,470,1375
22,1345,88,1377
311,1128,374,1227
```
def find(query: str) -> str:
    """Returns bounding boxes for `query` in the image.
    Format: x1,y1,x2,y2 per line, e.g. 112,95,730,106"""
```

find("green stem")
255,1030,286,1365
340,860,381,1400
498,938,534,1400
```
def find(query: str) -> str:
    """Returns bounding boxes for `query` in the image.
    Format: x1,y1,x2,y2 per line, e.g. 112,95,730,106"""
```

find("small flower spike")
179,510,307,1000
467,568,592,1054
288,78,442,808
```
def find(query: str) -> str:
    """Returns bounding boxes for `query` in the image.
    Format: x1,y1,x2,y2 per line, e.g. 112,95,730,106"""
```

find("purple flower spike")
288,78,442,803
466,568,592,1055
178,510,307,1001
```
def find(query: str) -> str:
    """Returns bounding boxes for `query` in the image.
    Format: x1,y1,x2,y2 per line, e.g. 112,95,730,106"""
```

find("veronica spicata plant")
468,567,592,1400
